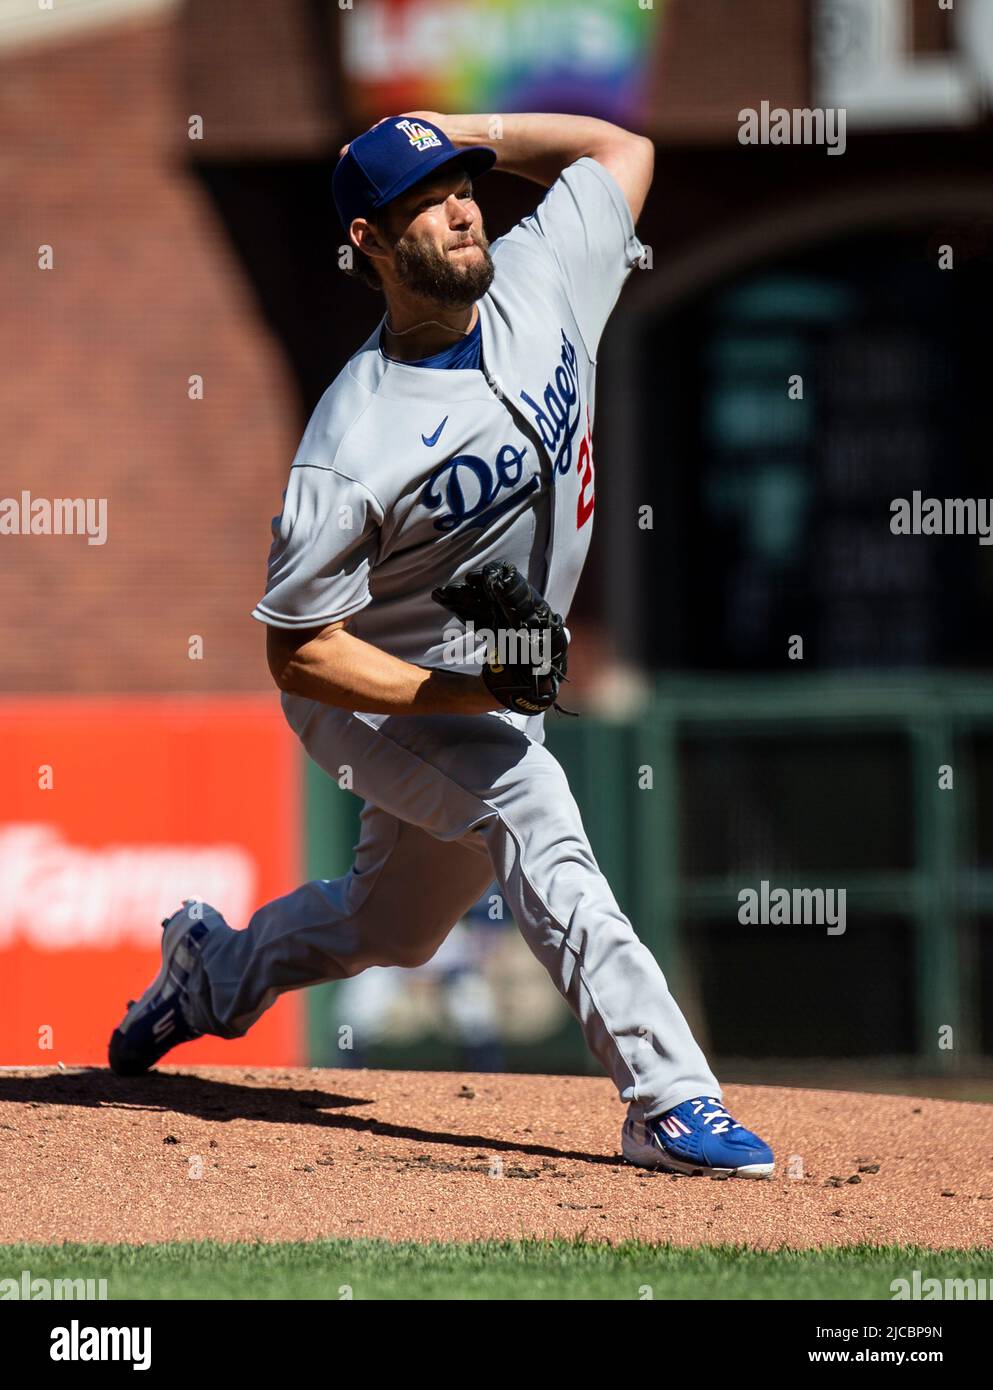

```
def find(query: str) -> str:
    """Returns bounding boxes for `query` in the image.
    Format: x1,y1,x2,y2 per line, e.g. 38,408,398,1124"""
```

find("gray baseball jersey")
251,156,645,676
182,155,724,1126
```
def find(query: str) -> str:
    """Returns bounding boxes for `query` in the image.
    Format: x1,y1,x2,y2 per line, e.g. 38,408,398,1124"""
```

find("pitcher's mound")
1,1067,990,1248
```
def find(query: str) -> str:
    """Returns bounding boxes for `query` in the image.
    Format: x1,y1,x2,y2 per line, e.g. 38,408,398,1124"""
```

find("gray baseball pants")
184,694,721,1120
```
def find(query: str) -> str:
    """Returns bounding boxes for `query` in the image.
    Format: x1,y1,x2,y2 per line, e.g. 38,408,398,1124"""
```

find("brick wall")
648,0,809,140
1,17,298,692
178,0,341,156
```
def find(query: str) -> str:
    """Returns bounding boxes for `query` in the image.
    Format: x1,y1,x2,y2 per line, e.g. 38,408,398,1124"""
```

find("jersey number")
576,431,595,529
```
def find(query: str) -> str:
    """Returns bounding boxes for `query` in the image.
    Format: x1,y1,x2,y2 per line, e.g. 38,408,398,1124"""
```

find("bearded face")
391,225,495,307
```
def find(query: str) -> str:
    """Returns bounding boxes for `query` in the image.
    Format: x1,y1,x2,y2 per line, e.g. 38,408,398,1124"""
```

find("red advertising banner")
0,698,303,1066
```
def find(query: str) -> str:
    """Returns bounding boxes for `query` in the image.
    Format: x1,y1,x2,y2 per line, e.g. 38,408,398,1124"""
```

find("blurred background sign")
815,0,993,128
0,700,303,1065
631,231,991,672
342,0,663,126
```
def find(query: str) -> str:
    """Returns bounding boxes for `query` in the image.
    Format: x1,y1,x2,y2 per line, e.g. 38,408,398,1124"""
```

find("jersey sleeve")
251,462,384,631
515,155,645,359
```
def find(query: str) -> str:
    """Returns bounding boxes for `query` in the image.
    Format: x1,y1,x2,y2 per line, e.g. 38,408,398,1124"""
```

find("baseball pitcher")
110,113,774,1178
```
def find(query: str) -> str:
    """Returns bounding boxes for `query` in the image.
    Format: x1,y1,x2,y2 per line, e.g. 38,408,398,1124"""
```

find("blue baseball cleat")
622,1096,775,1178
108,901,214,1076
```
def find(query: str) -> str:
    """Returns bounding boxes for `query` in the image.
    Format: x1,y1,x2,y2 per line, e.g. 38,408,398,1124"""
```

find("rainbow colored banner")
343,0,664,128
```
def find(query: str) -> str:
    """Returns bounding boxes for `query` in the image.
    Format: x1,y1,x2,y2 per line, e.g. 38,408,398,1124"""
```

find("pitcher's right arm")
265,621,497,716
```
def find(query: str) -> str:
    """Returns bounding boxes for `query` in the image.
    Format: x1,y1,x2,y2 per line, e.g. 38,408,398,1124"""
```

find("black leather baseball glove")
432,560,572,716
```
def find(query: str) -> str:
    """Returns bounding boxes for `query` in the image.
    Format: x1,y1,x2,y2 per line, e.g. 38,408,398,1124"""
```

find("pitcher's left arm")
402,111,654,222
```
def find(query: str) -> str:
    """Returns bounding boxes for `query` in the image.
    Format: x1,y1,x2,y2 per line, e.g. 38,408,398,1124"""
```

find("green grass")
2,1239,992,1300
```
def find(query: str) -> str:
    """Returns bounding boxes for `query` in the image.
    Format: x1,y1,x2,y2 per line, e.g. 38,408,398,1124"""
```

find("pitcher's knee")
389,937,445,970
332,936,443,975
332,911,453,974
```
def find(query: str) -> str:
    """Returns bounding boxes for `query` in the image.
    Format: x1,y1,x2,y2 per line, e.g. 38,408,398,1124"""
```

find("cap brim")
372,145,498,211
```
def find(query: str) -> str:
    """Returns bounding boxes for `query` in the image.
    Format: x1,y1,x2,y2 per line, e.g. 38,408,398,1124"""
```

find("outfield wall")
305,675,993,1077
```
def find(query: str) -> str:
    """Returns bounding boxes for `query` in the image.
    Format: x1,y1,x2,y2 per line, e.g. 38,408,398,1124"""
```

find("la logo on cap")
395,119,443,152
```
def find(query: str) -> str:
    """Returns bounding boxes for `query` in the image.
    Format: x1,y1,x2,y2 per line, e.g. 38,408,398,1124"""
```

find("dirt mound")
1,1067,990,1248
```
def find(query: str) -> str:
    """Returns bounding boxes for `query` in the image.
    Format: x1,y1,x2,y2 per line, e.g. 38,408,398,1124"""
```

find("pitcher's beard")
393,233,495,307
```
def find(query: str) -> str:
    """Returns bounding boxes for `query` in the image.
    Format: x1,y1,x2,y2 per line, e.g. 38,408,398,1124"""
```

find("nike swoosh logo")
422,416,449,448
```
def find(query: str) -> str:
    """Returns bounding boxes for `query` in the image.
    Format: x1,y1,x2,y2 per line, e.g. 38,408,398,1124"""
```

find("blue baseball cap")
333,116,497,231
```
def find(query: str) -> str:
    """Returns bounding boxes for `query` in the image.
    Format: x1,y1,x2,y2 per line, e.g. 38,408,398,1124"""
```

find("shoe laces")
689,1097,742,1136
